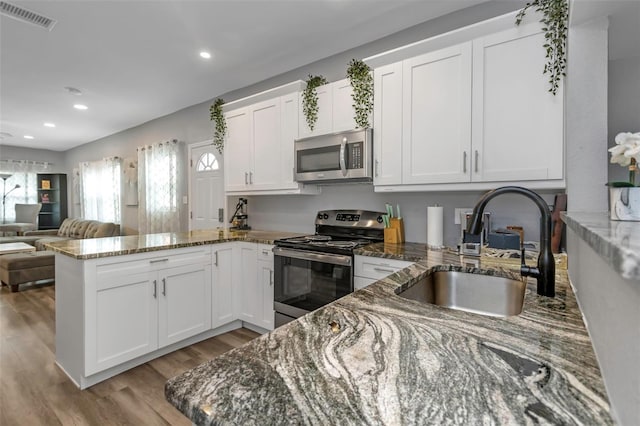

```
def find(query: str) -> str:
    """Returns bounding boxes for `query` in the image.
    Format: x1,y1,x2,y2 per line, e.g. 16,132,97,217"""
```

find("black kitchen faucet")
467,186,555,297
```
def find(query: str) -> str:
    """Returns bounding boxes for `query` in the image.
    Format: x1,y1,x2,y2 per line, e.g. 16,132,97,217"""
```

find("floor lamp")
1,174,21,224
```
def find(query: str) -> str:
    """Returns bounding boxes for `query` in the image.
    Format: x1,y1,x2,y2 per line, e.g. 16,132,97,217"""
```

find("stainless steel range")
273,209,385,327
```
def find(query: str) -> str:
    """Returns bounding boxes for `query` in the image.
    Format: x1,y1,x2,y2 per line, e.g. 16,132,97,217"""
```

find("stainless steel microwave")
294,128,373,183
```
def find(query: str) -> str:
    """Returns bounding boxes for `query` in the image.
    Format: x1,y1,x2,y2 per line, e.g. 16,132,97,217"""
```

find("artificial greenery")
346,59,373,128
209,98,226,154
302,74,328,131
515,0,568,95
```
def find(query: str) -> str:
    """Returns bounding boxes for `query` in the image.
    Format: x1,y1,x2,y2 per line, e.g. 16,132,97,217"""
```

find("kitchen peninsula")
165,244,612,425
45,229,302,389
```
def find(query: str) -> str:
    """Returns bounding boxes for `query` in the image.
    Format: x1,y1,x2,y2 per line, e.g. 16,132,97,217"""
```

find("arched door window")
196,152,219,172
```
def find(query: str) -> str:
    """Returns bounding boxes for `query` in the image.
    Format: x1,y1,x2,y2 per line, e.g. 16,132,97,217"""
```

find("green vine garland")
515,0,568,95
346,59,373,129
209,98,226,154
302,74,328,131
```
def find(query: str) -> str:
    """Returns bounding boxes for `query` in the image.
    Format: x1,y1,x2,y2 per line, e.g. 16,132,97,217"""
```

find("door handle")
214,251,218,266
249,171,253,184
162,278,166,296
375,159,379,177
149,258,169,264
245,172,248,184
153,280,157,298
463,151,467,173
474,150,479,173
270,270,273,286
339,137,347,177
373,267,395,273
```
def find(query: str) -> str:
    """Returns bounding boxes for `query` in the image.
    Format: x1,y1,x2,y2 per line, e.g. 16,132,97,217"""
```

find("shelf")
39,212,54,215
38,188,59,191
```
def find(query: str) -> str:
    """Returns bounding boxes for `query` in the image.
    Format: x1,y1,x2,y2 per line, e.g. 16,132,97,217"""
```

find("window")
196,152,219,171
79,158,121,223
0,172,37,223
137,140,183,233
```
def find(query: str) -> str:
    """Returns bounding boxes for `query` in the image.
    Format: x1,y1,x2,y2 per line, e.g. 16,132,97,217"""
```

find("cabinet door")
472,23,563,182
87,271,157,375
251,99,282,189
257,245,275,330
402,42,472,184
158,262,212,347
299,82,332,138
224,107,252,191
332,78,356,132
237,243,258,323
212,244,236,328
354,276,376,291
279,92,299,188
373,62,403,185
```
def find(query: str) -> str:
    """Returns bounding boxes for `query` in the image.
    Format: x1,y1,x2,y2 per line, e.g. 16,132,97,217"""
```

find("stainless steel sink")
396,270,526,317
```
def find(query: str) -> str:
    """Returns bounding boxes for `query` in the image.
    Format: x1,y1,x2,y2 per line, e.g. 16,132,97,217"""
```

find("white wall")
608,55,640,184
0,145,66,173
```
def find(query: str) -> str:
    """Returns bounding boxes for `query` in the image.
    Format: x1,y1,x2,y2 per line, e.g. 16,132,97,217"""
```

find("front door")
190,143,224,230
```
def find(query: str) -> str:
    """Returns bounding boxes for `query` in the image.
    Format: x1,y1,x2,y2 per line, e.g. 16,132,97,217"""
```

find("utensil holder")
384,227,400,244
390,218,405,243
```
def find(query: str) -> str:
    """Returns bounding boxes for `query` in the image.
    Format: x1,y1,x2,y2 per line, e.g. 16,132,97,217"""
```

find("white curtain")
137,140,183,234
79,157,122,223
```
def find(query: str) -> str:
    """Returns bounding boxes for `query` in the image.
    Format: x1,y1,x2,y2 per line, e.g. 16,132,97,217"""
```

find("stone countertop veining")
165,245,612,425
562,211,640,280
44,229,304,260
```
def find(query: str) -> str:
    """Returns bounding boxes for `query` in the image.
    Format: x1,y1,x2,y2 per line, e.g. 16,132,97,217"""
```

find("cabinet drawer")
354,256,414,280
257,244,274,262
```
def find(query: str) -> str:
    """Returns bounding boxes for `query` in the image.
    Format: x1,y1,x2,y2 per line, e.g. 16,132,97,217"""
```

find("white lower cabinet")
354,255,414,290
237,242,259,324
256,244,275,330
87,247,212,375
211,243,236,328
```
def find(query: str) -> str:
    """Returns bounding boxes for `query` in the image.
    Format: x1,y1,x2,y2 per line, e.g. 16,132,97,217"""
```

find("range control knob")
317,213,324,220
377,215,384,223
323,213,329,220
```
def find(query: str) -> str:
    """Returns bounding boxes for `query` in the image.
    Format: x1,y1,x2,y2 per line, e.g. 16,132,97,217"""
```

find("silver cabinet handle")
162,278,166,296
474,150,479,173
245,172,248,184
153,280,157,298
149,258,169,264
262,250,269,255
373,267,395,273
375,159,379,177
249,171,253,184
339,137,347,177
214,251,218,266
463,151,467,173
270,270,274,286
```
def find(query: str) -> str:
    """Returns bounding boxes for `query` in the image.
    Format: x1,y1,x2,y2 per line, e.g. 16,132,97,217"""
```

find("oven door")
273,247,352,323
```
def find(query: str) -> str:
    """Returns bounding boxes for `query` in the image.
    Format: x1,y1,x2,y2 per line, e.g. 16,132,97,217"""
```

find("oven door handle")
273,247,352,266
339,137,348,176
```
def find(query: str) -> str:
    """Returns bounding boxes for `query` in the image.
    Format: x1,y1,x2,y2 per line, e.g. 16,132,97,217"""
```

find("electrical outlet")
454,208,473,225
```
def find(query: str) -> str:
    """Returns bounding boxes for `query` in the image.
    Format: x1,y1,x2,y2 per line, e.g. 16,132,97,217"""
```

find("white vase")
609,187,640,221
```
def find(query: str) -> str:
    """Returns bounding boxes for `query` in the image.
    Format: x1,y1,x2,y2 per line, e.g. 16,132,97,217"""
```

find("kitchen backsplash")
241,184,558,248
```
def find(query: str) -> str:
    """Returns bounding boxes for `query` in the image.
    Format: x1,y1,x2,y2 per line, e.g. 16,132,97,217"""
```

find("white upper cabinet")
298,78,358,139
373,62,403,185
223,81,319,195
472,24,563,182
402,42,472,185
367,12,565,192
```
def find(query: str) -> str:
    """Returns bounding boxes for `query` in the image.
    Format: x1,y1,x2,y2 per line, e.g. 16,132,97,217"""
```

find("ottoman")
0,251,55,292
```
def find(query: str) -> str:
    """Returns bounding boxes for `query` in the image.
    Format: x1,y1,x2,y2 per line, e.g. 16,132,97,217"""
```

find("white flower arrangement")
609,131,640,186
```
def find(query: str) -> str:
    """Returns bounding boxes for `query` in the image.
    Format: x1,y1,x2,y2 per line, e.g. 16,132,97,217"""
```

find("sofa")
0,218,120,251
0,218,119,292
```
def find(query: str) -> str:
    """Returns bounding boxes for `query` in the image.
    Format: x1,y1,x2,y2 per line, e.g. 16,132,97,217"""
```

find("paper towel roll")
427,206,444,248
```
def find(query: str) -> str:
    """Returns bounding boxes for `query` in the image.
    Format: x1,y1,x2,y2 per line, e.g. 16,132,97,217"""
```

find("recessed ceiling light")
199,51,211,59
64,86,83,96
73,104,88,110
24,135,35,139
44,122,56,128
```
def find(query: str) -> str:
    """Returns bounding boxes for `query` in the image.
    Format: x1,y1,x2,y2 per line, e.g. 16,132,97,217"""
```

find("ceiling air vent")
0,1,57,31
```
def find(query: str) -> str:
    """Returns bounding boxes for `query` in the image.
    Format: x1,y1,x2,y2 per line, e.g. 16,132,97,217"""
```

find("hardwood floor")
0,282,260,425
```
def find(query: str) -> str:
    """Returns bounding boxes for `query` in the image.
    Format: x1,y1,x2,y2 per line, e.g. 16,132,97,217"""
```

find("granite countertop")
44,229,304,260
165,244,612,425
562,211,640,280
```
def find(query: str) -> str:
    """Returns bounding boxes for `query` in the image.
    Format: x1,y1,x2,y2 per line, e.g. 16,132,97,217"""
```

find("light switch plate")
454,208,472,225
